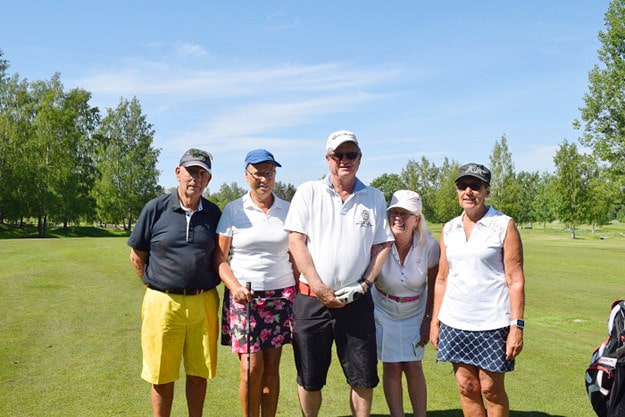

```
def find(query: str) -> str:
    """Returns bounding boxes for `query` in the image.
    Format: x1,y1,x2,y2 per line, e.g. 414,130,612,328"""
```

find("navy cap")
244,149,282,167
179,148,212,174
455,163,491,185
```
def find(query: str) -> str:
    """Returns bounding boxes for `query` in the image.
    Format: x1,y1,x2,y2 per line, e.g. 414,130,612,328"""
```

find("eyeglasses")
388,210,413,219
329,152,360,161
246,167,275,180
456,181,483,191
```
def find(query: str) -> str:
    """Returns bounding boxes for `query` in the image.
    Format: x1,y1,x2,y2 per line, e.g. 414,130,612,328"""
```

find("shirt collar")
177,196,204,213
323,174,366,194
242,192,286,211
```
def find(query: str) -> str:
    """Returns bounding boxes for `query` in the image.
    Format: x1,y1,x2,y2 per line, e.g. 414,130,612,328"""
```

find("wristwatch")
359,278,373,291
510,319,525,329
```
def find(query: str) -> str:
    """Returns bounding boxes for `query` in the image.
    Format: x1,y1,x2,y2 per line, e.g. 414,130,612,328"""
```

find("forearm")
508,277,525,319
288,232,323,288
129,248,148,279
215,235,249,301
361,242,391,284
424,265,438,317
217,262,244,292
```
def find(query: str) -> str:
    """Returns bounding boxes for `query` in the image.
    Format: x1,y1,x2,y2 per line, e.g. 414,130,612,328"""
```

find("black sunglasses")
456,181,483,191
329,152,360,161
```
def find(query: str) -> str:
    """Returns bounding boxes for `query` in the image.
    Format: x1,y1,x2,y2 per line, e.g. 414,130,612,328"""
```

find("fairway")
1,225,624,416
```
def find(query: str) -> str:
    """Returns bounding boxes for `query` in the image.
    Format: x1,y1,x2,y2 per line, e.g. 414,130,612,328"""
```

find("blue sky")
1,1,611,191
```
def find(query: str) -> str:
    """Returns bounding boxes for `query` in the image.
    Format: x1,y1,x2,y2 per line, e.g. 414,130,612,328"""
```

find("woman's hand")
506,326,524,359
232,284,252,304
429,320,440,349
419,316,431,346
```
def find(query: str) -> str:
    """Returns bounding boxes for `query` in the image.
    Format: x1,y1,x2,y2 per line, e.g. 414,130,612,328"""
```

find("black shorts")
292,291,379,391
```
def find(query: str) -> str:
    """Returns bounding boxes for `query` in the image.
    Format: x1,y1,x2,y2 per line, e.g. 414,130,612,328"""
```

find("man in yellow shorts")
128,149,222,417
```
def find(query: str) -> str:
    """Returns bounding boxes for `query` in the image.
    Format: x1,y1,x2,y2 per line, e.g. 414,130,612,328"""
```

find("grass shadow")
0,223,130,239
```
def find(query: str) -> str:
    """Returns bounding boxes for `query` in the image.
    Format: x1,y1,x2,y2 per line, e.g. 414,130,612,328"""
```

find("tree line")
0,52,160,236
2,0,625,237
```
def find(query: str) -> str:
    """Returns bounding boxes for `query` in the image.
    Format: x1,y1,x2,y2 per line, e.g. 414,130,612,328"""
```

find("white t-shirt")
216,192,294,291
437,206,512,331
376,233,439,297
284,176,394,290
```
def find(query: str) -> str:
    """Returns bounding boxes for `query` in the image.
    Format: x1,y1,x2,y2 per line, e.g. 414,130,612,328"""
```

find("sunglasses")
456,181,483,191
388,210,413,219
329,152,360,161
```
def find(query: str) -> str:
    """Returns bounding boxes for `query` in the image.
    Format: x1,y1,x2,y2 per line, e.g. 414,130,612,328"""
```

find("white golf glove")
334,282,365,304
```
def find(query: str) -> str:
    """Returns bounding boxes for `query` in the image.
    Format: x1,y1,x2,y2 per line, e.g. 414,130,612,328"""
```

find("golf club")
246,281,252,417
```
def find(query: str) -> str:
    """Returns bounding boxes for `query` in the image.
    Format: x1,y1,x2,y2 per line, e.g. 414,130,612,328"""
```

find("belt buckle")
397,296,407,303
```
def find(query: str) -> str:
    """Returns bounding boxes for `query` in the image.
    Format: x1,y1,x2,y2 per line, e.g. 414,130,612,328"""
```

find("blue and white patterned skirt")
437,323,514,373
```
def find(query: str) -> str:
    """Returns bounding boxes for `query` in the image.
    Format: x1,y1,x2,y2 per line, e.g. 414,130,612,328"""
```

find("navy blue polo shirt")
127,192,222,291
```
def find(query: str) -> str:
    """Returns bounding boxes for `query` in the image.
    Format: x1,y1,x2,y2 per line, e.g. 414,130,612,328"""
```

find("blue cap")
244,149,282,167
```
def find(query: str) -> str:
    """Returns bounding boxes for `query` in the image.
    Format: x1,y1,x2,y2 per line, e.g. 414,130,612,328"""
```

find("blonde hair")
414,212,432,246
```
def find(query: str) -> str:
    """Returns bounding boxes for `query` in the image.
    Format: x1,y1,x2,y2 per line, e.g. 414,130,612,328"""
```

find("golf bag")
586,300,625,417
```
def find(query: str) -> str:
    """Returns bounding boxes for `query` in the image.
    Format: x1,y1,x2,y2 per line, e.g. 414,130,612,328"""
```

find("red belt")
376,286,420,303
298,281,317,297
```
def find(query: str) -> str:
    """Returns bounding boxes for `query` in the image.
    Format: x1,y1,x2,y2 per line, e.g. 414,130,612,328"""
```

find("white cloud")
178,42,208,56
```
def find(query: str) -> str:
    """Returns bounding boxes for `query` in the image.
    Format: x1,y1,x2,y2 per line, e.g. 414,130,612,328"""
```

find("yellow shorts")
140,288,219,384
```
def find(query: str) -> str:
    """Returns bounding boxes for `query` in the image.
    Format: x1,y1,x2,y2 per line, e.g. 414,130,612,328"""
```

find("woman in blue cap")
215,149,297,417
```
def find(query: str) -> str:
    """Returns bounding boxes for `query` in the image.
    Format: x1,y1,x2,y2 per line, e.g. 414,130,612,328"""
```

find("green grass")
1,223,624,416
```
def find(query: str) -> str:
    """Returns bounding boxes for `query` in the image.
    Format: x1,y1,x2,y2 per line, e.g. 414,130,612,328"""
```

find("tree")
400,157,440,221
531,171,557,228
208,182,247,210
489,134,522,220
433,158,461,223
48,87,100,228
552,140,588,238
583,161,617,231
515,171,540,227
0,53,30,223
273,181,297,202
370,173,407,204
25,74,98,235
578,0,625,188
93,97,160,230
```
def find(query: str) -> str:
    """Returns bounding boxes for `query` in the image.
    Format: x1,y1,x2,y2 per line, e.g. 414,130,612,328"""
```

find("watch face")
514,319,525,328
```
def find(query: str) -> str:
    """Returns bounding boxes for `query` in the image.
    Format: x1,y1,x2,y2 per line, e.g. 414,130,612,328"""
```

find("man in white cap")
285,130,394,417
128,148,222,417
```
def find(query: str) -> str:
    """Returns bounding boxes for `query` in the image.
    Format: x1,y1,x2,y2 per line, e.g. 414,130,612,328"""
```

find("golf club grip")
246,281,251,291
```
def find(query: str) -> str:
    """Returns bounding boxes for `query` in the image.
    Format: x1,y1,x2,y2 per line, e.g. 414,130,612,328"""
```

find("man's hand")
334,282,365,304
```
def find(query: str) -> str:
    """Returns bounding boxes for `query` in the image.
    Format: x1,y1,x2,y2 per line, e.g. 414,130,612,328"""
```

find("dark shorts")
292,291,379,391
221,286,295,353
436,323,514,373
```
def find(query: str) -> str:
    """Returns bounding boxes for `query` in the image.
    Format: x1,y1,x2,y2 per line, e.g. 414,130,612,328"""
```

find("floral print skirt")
221,286,295,353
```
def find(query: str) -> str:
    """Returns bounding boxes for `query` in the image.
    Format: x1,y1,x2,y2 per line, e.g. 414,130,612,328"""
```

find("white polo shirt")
437,206,512,331
284,176,394,290
376,233,439,297
217,192,294,291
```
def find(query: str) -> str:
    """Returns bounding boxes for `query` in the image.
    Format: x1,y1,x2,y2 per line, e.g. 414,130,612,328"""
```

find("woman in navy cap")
215,149,297,417
430,163,526,417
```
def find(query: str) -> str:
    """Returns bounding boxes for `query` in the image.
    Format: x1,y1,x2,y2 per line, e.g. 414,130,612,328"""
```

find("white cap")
387,190,422,215
326,130,359,153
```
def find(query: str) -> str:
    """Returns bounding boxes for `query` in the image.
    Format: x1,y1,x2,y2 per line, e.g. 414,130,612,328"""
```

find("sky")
0,1,612,191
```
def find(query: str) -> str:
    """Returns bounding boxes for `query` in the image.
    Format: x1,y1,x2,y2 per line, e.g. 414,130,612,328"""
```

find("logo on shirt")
356,210,373,228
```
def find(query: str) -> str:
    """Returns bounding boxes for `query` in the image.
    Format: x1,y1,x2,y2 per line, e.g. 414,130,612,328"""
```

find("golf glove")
334,282,365,304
